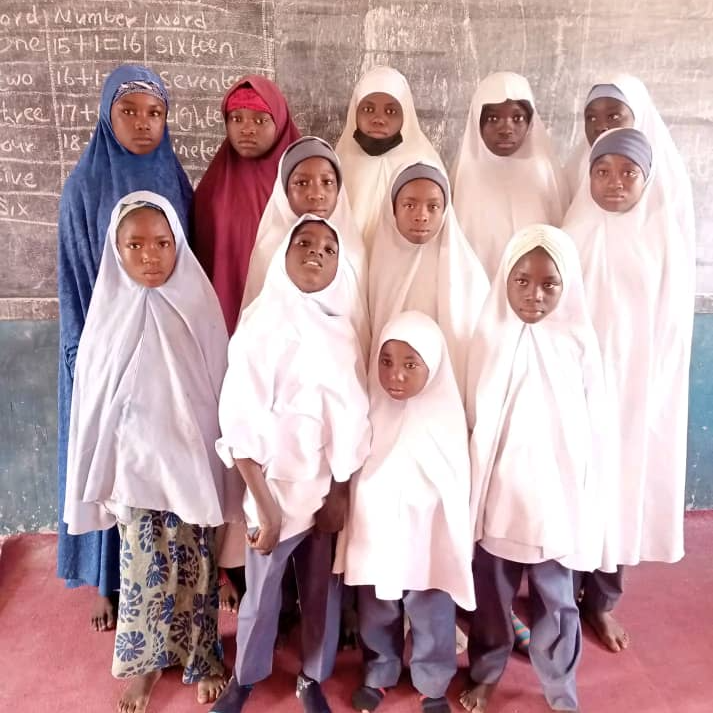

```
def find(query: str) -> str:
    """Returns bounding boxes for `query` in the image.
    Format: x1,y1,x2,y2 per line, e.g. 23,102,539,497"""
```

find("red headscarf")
192,75,300,332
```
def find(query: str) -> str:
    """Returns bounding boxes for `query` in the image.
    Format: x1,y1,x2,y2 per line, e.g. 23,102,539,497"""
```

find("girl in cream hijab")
451,72,569,280
63,190,230,711
562,128,694,654
336,66,444,255
342,311,475,713
368,160,489,399
463,224,609,713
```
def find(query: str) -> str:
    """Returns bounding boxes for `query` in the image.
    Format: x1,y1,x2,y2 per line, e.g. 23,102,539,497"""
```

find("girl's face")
226,107,277,158
393,178,445,244
287,157,339,219
480,100,530,157
285,221,339,293
584,97,635,146
506,247,563,324
110,93,166,155
116,208,177,288
356,92,403,139
378,339,429,401
590,154,646,213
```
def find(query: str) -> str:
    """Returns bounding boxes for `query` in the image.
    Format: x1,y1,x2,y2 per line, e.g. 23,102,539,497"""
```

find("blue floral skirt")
112,509,223,683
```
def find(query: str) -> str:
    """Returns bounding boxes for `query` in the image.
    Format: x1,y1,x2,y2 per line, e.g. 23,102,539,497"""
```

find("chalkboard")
1,0,712,321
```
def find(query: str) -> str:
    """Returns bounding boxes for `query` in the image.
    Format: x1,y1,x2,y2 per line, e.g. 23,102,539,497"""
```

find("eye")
322,178,334,186
150,109,163,118
513,114,525,123
122,108,135,116
429,203,440,211
544,282,558,290
486,115,498,123
624,169,639,178
362,106,373,113
380,357,392,367
325,246,336,255
159,240,172,248
385,107,397,115
293,179,308,187
585,114,596,123
297,239,309,247
515,278,527,286
128,242,141,250
595,168,608,178
403,202,414,209
609,113,622,121
405,362,418,370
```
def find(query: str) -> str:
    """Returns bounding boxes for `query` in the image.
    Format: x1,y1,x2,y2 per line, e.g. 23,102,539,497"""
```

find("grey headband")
281,137,341,192
589,128,652,179
390,163,449,206
112,80,168,107
585,83,632,115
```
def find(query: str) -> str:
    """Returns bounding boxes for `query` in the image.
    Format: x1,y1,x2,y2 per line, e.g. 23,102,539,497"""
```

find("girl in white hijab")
335,66,444,255
368,160,489,399
562,127,694,654
462,224,609,713
451,72,569,281
212,214,371,713
63,190,230,711
341,311,474,713
564,73,695,247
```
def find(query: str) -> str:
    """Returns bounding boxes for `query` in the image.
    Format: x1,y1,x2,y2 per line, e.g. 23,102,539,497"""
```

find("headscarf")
56,64,192,591
191,75,301,332
562,129,693,566
564,73,695,249
588,127,653,179
467,224,610,572
451,72,569,280
341,312,476,609
335,66,444,255
216,214,372,543
63,191,230,534
241,136,370,355
368,160,489,398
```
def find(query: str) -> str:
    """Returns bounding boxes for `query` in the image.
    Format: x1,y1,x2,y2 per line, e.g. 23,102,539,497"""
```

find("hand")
246,519,280,555
315,488,348,534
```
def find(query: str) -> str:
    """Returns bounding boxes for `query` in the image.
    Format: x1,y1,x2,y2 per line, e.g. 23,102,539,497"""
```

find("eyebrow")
400,193,442,202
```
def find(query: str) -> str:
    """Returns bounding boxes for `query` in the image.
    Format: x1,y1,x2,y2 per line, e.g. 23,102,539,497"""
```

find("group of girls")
57,61,694,713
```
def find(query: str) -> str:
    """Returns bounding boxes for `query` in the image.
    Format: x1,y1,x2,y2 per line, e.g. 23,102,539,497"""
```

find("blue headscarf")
56,64,192,593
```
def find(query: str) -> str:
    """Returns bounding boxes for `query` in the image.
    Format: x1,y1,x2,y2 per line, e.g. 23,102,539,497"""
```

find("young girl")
563,128,694,653
342,310,475,713
462,224,609,713
564,74,694,244
336,66,444,253
368,161,488,397
451,72,569,280
211,214,372,713
63,191,230,713
57,64,193,634
192,75,300,332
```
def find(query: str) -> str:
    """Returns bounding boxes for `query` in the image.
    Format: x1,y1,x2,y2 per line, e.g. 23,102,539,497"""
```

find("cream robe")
563,132,694,565
342,311,476,610
216,214,372,543
64,191,230,533
467,224,610,573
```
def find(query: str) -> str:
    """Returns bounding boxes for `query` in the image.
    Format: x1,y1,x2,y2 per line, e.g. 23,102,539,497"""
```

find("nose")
308,185,324,202
371,112,386,125
608,173,624,189
498,120,513,136
141,247,160,263
414,204,429,223
135,114,150,131
525,284,544,303
240,122,256,135
390,368,406,383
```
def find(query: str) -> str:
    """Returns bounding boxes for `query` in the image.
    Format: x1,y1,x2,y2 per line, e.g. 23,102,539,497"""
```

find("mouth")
387,387,405,397
237,139,257,147
520,307,544,318
308,207,328,216
302,259,323,270
132,137,156,145
409,228,431,238
495,139,515,149
603,193,626,200
143,269,163,277
367,128,388,137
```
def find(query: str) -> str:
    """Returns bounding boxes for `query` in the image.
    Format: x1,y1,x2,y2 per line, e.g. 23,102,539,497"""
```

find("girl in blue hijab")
56,64,193,633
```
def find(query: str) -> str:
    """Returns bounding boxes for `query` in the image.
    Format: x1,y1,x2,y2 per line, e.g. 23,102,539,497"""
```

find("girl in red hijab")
192,76,300,332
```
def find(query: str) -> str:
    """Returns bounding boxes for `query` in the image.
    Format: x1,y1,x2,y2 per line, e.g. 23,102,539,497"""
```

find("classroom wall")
1,0,712,533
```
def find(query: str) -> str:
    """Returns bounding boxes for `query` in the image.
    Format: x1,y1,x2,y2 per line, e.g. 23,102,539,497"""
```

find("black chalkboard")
1,0,711,320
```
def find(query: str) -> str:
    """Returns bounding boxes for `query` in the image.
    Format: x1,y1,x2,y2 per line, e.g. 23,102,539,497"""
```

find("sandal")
351,685,385,712
511,610,530,655
459,682,496,713
421,695,450,712
209,677,252,713
296,672,331,713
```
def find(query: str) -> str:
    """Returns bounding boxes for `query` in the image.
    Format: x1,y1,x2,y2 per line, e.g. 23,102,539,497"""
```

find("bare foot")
91,593,115,632
219,580,239,613
197,674,227,704
459,683,495,713
585,610,630,652
117,670,162,713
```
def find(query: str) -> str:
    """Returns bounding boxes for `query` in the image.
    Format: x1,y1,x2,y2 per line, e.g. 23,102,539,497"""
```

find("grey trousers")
357,586,456,699
468,545,581,711
235,528,341,685
573,566,624,614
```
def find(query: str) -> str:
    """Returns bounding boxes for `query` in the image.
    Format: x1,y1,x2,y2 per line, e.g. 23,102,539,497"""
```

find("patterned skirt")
112,509,223,683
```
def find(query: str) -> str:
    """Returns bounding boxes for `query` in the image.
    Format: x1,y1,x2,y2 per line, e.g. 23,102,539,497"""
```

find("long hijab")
191,75,301,332
64,191,229,533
